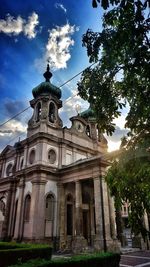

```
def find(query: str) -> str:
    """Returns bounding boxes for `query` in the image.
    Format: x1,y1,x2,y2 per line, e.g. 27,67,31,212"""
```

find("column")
1,188,12,240
72,180,87,253
102,177,111,241
30,178,47,240
7,182,17,238
93,177,104,250
90,202,95,246
13,179,25,240
57,182,65,249
108,194,117,239
75,181,82,236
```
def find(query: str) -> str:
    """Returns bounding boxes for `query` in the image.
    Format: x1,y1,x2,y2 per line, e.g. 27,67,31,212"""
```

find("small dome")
32,64,61,99
80,107,95,119
32,81,61,99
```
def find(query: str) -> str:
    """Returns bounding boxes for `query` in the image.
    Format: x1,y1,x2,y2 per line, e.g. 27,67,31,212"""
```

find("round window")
29,149,35,164
48,149,56,164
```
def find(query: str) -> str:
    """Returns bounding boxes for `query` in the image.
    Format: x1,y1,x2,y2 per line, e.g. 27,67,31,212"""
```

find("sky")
0,0,128,152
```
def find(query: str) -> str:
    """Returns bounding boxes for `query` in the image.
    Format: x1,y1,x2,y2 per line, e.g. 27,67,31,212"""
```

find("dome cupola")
32,64,61,99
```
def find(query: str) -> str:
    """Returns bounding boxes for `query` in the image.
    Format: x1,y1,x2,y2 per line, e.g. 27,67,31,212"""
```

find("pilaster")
72,181,87,253
14,178,25,240
93,177,104,250
57,183,65,249
1,188,12,240
30,177,47,239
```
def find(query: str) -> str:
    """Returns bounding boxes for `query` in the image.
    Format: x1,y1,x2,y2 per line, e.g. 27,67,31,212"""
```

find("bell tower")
27,64,63,137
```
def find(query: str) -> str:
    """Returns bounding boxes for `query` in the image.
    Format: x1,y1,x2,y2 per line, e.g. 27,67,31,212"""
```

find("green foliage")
78,0,150,136
80,0,150,242
92,0,150,9
0,242,52,267
106,134,150,239
9,252,121,267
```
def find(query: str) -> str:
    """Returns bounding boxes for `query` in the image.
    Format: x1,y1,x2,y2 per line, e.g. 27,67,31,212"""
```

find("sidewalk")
120,251,150,267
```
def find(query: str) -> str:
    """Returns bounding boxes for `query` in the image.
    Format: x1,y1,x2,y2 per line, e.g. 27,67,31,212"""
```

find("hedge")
9,252,121,267
0,242,52,267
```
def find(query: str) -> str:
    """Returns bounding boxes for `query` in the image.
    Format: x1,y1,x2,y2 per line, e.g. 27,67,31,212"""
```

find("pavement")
52,249,150,267
120,251,150,267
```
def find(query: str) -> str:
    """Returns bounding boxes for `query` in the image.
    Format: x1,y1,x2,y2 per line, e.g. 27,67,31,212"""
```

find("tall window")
36,102,41,122
45,194,55,221
29,149,35,165
24,195,31,221
49,102,55,123
6,163,13,177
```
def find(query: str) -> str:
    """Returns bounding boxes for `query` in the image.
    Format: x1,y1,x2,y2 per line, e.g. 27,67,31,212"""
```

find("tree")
78,0,150,136
77,0,150,240
106,134,150,240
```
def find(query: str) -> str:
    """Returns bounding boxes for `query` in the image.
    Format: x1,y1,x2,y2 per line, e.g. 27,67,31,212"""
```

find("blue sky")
0,0,128,151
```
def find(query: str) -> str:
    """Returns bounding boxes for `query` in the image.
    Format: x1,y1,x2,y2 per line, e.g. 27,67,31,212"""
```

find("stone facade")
0,66,120,252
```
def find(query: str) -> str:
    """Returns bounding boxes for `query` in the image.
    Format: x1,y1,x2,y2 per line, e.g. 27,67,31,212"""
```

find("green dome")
32,81,61,99
80,107,95,119
32,64,61,99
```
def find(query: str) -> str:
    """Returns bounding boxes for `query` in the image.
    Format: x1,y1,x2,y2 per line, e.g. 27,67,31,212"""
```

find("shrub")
0,242,52,267
9,252,121,267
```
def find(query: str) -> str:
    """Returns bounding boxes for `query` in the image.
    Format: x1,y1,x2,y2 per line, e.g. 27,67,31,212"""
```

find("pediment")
1,145,15,156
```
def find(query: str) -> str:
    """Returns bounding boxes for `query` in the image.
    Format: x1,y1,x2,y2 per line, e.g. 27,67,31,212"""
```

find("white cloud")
24,12,39,39
0,120,27,137
0,12,39,39
46,23,79,69
55,3,67,13
113,114,126,129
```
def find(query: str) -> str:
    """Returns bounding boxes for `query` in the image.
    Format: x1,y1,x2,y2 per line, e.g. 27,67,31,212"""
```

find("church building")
0,65,119,252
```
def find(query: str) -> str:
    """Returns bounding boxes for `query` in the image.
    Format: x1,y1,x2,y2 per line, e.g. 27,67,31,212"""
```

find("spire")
43,64,52,82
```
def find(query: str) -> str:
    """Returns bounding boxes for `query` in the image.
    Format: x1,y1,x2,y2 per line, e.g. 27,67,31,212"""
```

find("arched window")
86,125,91,137
49,102,56,123
66,194,73,235
36,102,41,122
6,163,13,177
29,149,35,165
24,195,31,221
48,149,56,164
45,194,55,221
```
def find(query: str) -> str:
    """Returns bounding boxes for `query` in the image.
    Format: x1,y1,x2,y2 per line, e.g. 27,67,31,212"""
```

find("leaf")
101,0,109,9
92,0,98,8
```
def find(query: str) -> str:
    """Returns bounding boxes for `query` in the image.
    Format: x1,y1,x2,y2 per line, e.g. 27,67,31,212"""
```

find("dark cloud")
4,99,27,117
0,129,13,133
